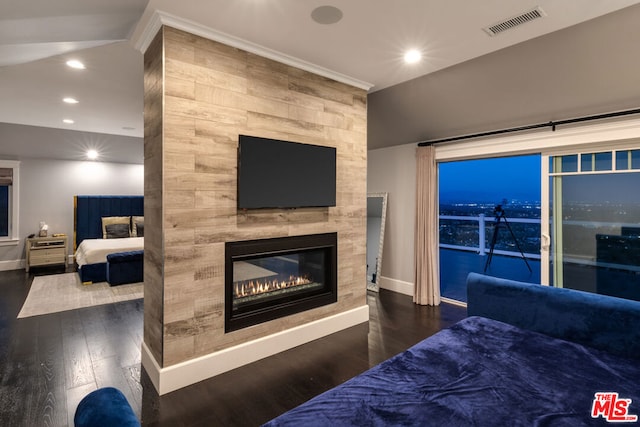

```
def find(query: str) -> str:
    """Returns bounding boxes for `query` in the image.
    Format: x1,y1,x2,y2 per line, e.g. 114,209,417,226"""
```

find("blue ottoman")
106,250,143,286
74,387,140,427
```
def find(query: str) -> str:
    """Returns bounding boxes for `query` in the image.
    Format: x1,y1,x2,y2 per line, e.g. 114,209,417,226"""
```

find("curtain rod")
416,107,640,147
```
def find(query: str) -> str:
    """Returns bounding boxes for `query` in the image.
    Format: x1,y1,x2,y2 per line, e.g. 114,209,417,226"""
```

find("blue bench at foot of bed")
106,250,143,286
78,262,108,284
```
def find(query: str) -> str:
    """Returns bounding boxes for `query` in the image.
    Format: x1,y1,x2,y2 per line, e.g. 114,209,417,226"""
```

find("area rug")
17,272,143,318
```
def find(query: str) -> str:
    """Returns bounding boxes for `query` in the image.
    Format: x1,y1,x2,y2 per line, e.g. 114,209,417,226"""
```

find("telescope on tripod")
484,203,532,273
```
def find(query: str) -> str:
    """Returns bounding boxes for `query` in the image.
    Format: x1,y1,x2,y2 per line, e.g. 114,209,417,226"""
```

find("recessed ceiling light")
404,49,422,64
311,5,343,25
66,59,86,70
63,119,74,124
87,150,99,160
63,97,79,104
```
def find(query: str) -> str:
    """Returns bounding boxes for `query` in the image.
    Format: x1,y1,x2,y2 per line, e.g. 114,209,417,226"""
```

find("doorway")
438,155,541,302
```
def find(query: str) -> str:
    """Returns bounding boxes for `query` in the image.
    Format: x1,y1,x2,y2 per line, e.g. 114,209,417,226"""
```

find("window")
434,117,640,303
0,161,19,245
547,148,640,301
438,154,541,302
0,185,7,236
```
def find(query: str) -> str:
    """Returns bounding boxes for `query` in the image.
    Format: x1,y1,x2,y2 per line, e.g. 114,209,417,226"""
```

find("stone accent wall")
143,30,165,365
144,26,367,368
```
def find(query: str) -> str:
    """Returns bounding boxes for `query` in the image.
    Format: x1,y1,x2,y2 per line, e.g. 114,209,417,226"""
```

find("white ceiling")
1,0,639,149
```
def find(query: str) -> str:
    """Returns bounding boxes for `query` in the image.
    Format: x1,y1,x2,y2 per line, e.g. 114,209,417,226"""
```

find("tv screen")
237,135,336,209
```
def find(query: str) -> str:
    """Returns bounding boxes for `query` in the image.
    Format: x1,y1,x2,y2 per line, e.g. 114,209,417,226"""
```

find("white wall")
367,143,416,294
0,158,143,270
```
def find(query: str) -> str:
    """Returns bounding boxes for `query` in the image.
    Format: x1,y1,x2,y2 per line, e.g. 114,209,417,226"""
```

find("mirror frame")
367,192,388,292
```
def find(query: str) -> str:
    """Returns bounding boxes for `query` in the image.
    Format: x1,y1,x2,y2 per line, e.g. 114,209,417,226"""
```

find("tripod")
484,205,532,273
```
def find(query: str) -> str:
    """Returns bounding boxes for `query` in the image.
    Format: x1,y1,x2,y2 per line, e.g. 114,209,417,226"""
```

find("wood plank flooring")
0,267,466,426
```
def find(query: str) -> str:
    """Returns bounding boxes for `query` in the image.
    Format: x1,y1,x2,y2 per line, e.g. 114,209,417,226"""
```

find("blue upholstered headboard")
74,195,144,249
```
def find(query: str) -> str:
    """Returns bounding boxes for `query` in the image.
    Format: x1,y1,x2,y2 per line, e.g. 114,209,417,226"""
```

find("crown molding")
132,9,164,54
132,10,374,91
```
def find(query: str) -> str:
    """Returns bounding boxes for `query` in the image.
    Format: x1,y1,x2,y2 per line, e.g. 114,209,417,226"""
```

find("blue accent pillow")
105,223,130,239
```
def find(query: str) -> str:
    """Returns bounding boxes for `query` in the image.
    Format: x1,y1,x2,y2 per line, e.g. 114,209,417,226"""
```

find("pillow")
105,223,130,239
131,216,144,237
101,216,130,239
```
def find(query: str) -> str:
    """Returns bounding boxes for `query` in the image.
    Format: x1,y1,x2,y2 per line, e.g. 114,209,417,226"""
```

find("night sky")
438,155,541,204
439,154,640,206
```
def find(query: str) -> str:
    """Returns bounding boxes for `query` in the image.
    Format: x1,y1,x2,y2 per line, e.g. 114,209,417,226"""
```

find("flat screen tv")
237,135,336,209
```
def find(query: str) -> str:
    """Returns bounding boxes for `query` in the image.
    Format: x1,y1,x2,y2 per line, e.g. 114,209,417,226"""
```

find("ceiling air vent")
483,6,547,36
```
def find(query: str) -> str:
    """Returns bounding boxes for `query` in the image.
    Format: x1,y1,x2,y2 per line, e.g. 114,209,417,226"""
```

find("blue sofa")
74,387,139,427
265,273,640,426
466,272,640,359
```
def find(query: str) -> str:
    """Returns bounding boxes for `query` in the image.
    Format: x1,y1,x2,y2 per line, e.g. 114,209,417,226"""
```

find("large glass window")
549,149,640,301
438,155,541,302
436,119,640,299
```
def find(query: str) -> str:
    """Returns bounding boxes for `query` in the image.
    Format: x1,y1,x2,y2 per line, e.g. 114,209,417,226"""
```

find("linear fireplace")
225,233,338,332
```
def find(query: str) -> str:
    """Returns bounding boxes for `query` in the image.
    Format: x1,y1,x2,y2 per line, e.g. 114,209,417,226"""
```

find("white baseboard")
142,304,370,395
378,278,465,307
378,276,414,296
0,256,73,272
440,297,467,308
0,259,24,272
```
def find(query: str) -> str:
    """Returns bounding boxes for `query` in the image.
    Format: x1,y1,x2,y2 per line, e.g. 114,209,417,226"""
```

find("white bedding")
74,237,144,267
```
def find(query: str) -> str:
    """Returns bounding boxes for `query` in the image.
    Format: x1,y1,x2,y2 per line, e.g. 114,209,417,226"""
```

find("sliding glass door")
542,148,640,301
438,155,541,302
435,117,640,304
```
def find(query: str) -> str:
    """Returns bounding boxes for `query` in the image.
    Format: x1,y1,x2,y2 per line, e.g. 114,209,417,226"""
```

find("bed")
264,273,640,426
74,195,144,283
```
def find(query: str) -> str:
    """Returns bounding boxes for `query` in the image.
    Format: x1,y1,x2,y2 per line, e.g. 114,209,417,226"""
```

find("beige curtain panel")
414,145,440,306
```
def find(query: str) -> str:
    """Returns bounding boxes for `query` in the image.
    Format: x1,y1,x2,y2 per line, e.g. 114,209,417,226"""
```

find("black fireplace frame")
225,232,338,332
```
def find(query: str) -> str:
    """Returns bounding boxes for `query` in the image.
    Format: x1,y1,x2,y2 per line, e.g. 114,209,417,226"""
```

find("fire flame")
234,275,312,298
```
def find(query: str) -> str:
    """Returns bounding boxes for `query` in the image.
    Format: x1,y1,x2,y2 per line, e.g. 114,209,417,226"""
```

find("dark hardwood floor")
0,267,466,426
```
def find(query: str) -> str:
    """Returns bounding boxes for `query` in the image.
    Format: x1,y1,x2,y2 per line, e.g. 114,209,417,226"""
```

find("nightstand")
25,235,68,272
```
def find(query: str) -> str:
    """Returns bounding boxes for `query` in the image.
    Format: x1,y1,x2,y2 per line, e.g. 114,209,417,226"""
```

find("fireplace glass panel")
225,233,337,332
232,249,327,315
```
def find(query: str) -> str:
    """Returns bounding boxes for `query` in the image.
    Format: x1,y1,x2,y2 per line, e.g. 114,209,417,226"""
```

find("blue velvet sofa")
74,387,139,427
264,273,640,426
466,272,640,358
106,250,143,286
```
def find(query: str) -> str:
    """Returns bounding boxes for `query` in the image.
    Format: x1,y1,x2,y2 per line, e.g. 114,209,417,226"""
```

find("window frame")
0,160,20,246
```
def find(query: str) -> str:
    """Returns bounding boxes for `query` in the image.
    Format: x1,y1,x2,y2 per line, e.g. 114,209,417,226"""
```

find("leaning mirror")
366,192,388,292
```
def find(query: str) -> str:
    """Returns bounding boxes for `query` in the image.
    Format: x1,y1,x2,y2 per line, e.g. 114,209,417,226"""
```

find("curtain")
414,145,440,306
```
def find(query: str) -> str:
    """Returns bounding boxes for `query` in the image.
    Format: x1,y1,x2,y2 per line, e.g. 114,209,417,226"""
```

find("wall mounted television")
237,135,336,209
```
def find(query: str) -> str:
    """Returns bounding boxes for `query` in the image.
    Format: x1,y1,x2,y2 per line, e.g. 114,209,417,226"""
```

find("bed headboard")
74,195,144,249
